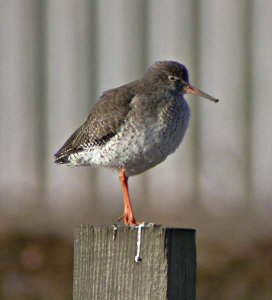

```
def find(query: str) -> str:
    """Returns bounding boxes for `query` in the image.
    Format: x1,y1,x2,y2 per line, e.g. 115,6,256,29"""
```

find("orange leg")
119,168,139,226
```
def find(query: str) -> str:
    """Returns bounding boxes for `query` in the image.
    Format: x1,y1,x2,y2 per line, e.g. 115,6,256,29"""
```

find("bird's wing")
54,85,136,161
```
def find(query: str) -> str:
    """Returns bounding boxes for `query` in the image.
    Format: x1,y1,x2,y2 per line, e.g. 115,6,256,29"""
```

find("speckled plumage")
54,60,219,225
54,61,192,176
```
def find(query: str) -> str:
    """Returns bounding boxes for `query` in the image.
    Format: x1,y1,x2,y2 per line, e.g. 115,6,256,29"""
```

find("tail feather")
54,153,70,164
54,126,84,165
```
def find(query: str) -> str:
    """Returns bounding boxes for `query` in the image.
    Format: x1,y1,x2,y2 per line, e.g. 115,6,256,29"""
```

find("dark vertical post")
73,225,196,300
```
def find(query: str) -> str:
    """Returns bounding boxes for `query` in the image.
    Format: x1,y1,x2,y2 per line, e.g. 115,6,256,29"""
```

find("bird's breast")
152,97,190,155
117,97,190,175
82,96,190,176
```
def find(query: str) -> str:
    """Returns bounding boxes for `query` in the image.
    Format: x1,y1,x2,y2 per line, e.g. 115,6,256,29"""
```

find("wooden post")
73,225,196,300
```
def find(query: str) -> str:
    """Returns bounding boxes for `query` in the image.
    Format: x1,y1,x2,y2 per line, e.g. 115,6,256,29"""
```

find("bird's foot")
118,214,141,226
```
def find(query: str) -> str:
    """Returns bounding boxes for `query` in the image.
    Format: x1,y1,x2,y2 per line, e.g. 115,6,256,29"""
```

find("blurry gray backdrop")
1,0,272,235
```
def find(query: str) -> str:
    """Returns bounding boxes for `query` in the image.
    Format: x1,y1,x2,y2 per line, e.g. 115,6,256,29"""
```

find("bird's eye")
168,75,178,81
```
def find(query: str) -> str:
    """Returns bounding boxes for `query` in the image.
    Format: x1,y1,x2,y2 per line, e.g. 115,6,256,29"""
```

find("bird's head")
144,61,219,103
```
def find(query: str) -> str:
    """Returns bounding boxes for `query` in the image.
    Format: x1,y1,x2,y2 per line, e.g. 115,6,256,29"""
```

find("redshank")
54,61,219,226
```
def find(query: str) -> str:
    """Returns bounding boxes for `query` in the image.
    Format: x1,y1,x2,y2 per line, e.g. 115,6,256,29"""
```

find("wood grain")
73,225,196,300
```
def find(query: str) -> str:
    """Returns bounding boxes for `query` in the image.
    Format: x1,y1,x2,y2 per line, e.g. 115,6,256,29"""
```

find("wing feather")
54,83,137,163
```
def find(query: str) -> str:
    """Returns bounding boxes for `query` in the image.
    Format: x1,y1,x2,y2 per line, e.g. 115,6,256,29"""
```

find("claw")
117,212,140,226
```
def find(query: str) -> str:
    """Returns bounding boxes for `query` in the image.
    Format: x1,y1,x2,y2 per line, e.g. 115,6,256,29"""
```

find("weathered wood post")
73,225,196,300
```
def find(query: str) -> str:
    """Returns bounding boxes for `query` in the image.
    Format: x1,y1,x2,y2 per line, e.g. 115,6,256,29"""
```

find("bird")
54,61,219,226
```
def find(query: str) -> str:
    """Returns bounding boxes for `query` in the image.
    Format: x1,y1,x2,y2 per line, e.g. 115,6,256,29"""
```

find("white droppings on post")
112,224,118,241
134,223,146,263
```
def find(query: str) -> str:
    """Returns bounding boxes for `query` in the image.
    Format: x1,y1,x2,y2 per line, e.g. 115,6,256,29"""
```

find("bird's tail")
54,152,70,164
54,125,84,165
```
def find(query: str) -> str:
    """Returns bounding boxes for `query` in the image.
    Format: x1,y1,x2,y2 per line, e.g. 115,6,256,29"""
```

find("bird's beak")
184,84,219,103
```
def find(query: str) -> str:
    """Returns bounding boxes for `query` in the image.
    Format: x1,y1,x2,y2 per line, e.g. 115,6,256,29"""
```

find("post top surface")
76,223,196,232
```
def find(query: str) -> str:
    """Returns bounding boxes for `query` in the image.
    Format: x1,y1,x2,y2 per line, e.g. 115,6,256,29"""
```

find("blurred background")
0,0,272,299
